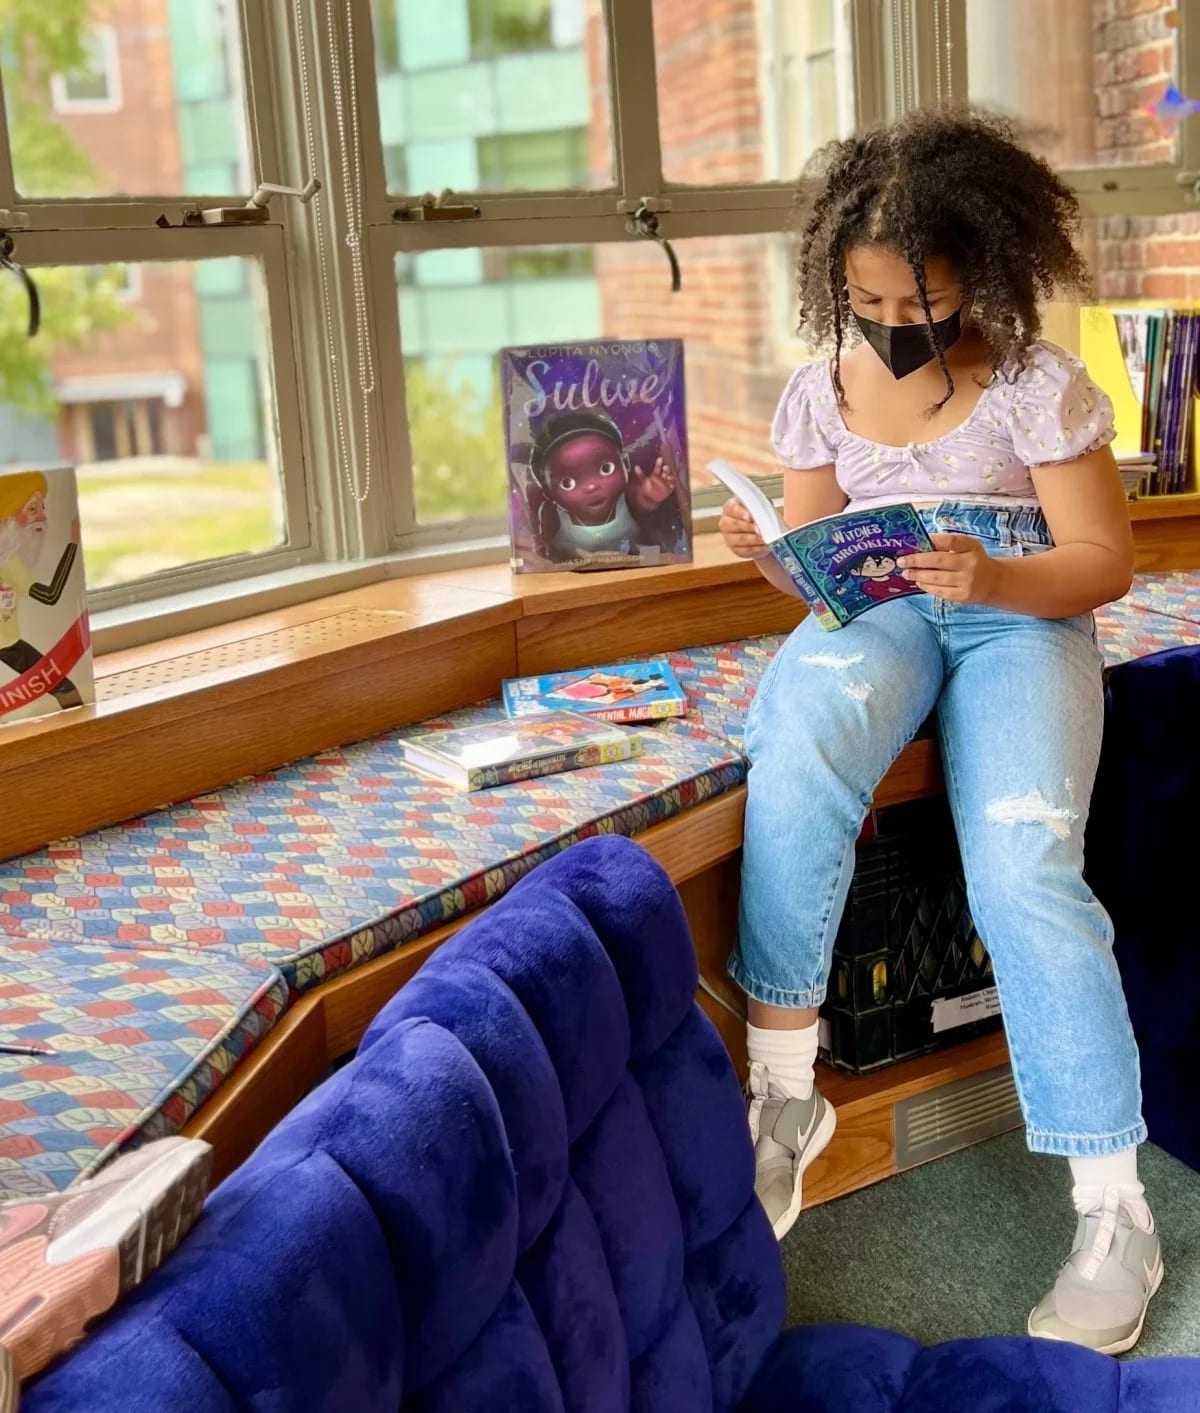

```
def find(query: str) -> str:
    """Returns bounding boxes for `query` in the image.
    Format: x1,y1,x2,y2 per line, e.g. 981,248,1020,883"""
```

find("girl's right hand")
719,497,770,560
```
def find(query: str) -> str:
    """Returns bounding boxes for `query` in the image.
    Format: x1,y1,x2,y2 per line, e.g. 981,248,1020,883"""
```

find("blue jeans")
730,501,1146,1157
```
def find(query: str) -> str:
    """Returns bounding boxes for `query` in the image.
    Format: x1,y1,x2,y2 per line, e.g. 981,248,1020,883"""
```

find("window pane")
3,0,251,198
966,0,1179,168
372,0,612,194
653,0,857,184
397,234,801,527
0,258,285,590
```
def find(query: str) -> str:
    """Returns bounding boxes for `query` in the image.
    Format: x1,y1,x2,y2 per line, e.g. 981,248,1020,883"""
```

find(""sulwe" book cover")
502,338,693,573
0,466,93,723
708,459,934,630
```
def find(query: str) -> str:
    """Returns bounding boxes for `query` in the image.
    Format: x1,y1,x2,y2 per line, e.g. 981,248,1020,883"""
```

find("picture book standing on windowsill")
400,712,641,791
502,338,693,573
0,466,93,724
707,459,934,630
503,659,687,723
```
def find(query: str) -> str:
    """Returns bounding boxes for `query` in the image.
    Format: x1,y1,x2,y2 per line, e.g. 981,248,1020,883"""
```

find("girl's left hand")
897,534,998,604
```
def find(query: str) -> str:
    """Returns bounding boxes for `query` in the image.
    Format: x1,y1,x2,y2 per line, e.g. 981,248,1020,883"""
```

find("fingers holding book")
719,497,772,560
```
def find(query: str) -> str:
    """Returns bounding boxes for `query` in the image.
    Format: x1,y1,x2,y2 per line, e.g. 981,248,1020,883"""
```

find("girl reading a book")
719,107,1159,1354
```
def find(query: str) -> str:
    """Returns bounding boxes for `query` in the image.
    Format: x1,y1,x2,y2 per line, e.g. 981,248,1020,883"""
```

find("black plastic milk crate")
818,796,1001,1074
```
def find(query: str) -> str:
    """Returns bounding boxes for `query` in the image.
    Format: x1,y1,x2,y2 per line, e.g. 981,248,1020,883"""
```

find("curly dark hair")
793,106,1092,409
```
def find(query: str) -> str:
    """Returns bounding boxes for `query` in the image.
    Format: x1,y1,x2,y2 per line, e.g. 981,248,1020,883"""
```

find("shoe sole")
0,1346,17,1413
771,1101,838,1242
1025,1256,1165,1356
1,1138,213,1382
49,1138,213,1295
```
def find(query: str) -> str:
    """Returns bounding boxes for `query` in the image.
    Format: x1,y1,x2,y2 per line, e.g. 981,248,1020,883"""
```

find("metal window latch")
0,230,40,338
394,189,481,222
624,199,681,293
183,176,322,227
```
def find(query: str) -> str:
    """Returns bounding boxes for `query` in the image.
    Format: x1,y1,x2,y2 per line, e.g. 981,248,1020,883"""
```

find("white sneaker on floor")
746,1061,837,1242
1027,1187,1164,1356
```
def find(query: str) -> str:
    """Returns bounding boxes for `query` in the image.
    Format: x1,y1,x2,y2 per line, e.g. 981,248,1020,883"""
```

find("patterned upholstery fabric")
26,839,1200,1411
0,575,1195,1199
1094,597,1200,663
0,718,743,993
0,940,286,1195
1122,570,1200,626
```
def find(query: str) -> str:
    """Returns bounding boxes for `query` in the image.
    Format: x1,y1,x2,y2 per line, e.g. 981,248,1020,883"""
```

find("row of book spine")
1114,308,1200,495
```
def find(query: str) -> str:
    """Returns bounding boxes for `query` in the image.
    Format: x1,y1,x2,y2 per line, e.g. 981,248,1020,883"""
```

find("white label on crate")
818,1018,832,1057
931,986,1002,1034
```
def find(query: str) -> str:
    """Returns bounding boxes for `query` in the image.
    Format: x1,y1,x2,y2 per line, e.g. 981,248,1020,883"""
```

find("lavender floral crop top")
770,339,1116,511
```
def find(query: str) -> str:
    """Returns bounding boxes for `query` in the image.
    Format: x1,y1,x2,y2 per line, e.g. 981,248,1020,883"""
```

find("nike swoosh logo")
1143,1257,1161,1287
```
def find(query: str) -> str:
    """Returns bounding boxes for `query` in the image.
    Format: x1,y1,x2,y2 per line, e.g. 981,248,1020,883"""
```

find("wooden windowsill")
0,534,798,861
4,535,765,748
0,510,1195,862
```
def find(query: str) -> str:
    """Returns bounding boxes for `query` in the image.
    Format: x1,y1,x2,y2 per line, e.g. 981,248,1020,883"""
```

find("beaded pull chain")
296,0,374,506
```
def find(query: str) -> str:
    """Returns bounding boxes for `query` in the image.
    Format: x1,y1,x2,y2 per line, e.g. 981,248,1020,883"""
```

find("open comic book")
708,459,933,630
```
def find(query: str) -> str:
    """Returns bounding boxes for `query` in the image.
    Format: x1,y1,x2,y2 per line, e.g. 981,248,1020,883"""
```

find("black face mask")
853,307,963,380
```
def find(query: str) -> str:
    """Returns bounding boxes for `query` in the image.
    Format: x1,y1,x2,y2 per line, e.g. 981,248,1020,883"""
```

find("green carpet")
782,1131,1200,1357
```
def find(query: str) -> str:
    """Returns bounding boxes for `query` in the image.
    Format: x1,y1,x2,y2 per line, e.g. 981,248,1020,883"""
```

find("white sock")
746,1021,820,1100
1069,1151,1153,1230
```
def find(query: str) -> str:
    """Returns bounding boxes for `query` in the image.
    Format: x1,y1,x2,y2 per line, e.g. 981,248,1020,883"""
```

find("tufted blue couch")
25,835,1200,1412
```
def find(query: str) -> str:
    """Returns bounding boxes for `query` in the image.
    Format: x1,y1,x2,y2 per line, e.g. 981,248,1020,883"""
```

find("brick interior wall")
1094,0,1198,302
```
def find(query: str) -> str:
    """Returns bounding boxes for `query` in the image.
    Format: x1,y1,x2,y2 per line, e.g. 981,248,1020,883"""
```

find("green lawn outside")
75,460,284,589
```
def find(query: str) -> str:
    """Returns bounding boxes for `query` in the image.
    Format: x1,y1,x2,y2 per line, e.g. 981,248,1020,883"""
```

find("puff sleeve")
1008,342,1116,467
770,362,839,470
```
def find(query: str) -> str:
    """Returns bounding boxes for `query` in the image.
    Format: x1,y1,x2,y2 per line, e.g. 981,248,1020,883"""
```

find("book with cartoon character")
0,466,93,724
502,659,688,723
502,339,693,573
708,459,934,630
400,711,641,791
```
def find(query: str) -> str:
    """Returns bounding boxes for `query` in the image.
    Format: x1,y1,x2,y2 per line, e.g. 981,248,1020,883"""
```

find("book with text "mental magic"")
502,339,693,573
708,459,934,630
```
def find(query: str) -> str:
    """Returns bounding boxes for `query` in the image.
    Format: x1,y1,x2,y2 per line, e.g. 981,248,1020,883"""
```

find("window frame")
358,0,895,547
0,0,335,614
3,0,1197,635
947,0,1200,216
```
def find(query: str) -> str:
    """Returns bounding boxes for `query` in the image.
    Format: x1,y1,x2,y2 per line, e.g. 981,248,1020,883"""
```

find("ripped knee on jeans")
798,651,875,704
985,783,1079,841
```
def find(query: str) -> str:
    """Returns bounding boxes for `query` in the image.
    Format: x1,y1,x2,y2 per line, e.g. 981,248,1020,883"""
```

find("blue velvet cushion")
27,835,784,1412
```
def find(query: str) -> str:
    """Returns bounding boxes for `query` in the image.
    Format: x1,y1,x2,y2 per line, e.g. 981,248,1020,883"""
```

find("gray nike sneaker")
746,1061,837,1241
1028,1189,1164,1355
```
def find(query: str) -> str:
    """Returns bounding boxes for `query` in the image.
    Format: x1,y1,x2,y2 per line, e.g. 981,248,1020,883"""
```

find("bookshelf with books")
1080,304,1200,502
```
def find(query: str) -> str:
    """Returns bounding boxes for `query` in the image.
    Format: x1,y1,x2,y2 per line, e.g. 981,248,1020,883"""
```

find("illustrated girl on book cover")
503,340,693,572
0,470,91,720
837,549,911,603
